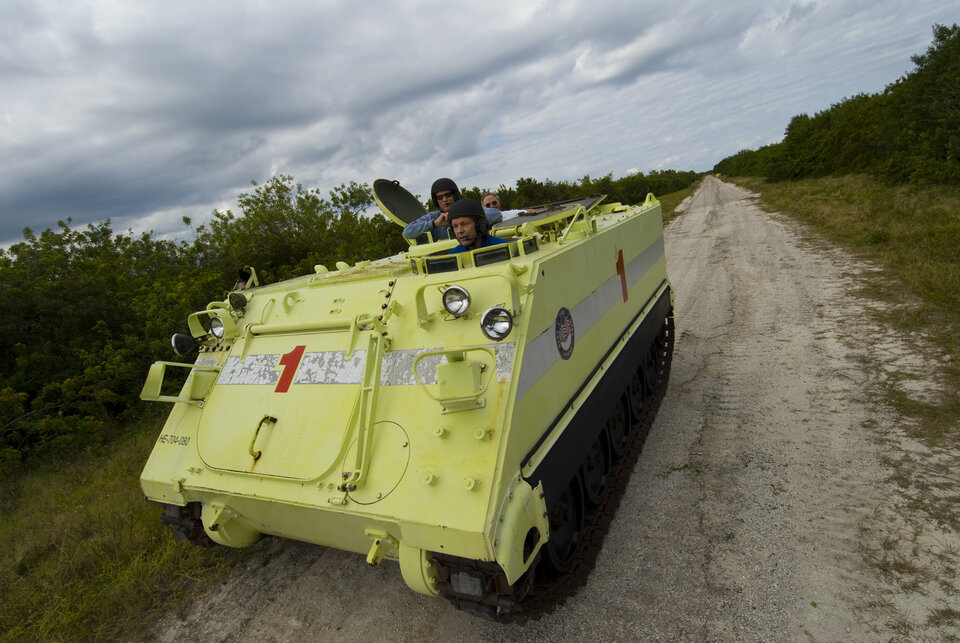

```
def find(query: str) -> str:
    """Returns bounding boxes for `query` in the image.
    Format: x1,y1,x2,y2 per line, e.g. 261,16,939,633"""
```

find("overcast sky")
1,0,957,247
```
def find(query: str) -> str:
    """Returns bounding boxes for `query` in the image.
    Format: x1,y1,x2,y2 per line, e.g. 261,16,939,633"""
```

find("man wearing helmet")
402,178,502,241
446,198,509,254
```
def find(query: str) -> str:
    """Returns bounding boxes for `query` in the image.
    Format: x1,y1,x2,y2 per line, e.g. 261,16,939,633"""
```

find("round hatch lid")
373,179,427,227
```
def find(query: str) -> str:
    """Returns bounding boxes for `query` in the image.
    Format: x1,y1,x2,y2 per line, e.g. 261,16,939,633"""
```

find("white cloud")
0,0,957,244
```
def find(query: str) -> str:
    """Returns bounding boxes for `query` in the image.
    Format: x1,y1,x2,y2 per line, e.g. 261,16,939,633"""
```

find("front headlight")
228,292,247,312
210,316,225,339
171,333,196,357
442,285,471,317
480,306,513,341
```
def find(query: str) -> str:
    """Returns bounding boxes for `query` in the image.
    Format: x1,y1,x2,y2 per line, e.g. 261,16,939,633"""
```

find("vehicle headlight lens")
480,306,513,341
171,333,196,357
229,292,247,311
210,316,225,339
442,286,471,317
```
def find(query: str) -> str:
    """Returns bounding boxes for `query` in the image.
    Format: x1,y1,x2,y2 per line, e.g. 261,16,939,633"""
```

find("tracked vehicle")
140,180,674,621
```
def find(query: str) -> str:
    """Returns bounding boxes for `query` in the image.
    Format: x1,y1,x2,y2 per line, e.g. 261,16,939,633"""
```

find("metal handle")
249,415,277,460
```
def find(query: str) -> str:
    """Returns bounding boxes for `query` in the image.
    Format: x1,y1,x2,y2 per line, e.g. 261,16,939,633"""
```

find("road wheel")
544,474,585,576
642,348,658,392
607,396,631,458
628,371,647,419
581,427,612,506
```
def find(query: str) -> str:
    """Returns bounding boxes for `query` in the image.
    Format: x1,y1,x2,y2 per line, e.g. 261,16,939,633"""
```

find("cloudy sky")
2,0,957,247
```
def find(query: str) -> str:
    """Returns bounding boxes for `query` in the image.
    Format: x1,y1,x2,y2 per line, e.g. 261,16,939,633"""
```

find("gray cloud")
1,0,957,246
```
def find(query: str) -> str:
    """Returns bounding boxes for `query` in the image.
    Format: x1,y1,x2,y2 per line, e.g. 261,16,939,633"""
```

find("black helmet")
430,177,461,208
447,198,488,236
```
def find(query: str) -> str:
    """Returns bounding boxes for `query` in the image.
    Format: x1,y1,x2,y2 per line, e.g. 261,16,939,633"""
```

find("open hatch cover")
373,179,426,227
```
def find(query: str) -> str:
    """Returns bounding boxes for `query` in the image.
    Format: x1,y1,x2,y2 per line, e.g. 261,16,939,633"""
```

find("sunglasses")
435,191,456,200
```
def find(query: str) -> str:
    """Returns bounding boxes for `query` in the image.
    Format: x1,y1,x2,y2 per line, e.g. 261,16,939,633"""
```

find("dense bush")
715,23,960,186
0,177,406,474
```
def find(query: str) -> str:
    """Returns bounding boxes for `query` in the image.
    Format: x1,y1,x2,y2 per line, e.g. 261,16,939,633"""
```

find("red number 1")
616,249,629,302
275,345,306,392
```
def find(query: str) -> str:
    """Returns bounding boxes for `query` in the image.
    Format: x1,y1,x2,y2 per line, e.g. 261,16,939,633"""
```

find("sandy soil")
150,176,958,641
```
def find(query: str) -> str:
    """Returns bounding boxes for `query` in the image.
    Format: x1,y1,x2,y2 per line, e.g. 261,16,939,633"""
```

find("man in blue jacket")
447,199,509,254
403,178,502,241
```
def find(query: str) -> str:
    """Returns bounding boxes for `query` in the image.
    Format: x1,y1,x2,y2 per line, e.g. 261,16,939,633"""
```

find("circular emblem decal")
555,307,575,360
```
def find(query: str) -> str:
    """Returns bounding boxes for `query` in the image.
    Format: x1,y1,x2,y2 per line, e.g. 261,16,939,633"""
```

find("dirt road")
151,176,957,641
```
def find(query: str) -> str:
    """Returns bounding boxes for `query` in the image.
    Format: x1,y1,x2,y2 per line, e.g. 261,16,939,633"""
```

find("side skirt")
523,285,672,508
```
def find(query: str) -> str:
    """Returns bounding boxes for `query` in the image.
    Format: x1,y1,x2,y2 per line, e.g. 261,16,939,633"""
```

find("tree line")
714,23,959,185
0,169,697,475
459,169,701,211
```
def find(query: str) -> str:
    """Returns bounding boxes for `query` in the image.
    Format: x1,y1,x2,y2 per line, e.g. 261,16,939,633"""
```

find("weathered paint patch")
296,350,367,385
383,348,443,386
218,354,280,385
212,343,515,387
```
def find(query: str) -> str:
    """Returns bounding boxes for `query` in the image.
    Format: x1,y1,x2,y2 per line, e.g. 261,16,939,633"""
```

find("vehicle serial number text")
158,434,191,446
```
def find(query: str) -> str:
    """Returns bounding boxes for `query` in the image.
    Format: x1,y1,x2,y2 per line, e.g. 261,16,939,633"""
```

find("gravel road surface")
151,176,957,641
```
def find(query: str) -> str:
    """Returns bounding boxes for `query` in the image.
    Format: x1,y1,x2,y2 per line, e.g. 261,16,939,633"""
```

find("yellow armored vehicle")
140,181,674,620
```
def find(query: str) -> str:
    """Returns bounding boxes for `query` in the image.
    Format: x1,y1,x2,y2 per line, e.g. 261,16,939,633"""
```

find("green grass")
0,418,247,642
658,181,700,224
